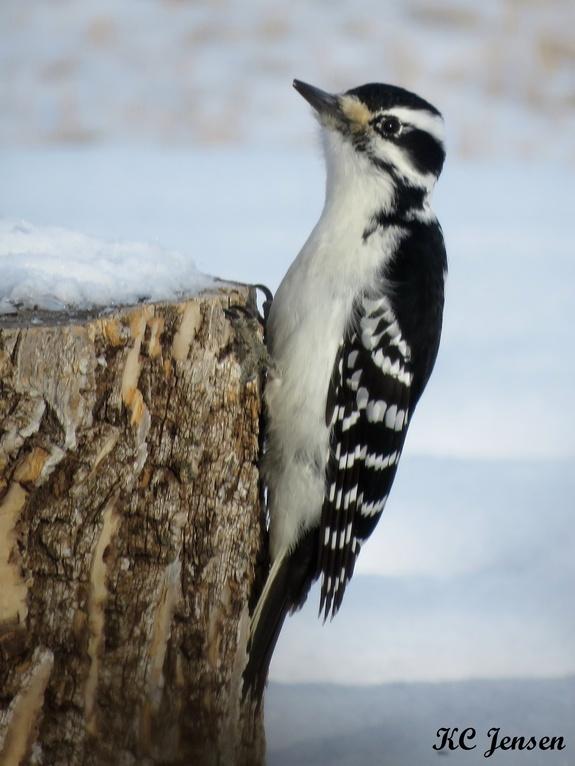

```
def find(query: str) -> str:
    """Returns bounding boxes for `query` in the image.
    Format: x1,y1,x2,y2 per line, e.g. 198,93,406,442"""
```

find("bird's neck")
321,131,433,234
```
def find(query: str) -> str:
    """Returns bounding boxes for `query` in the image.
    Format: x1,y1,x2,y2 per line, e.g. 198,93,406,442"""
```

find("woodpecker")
244,80,447,695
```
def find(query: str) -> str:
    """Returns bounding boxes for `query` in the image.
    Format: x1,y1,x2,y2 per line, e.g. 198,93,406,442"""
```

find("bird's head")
294,80,445,198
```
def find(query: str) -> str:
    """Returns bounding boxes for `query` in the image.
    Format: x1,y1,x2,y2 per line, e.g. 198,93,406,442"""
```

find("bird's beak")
293,80,342,121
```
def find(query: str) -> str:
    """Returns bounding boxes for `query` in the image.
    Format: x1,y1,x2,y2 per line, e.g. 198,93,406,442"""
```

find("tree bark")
0,286,266,766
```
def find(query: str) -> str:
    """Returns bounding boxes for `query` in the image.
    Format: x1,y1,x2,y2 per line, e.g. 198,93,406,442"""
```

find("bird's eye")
376,115,401,137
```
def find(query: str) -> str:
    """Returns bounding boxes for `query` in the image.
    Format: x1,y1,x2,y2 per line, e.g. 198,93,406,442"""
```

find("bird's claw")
224,285,276,384
225,283,274,333
253,283,273,326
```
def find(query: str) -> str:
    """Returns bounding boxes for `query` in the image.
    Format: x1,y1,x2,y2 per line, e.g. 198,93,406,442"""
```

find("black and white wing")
318,292,415,619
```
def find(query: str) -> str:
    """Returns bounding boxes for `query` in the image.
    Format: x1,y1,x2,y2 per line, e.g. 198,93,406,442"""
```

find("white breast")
263,130,405,561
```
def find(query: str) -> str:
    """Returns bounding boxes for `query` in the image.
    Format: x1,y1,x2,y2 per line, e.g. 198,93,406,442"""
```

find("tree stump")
0,286,266,766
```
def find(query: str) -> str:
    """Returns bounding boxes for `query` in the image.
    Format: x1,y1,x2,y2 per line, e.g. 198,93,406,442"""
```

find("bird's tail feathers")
243,550,292,702
243,529,317,703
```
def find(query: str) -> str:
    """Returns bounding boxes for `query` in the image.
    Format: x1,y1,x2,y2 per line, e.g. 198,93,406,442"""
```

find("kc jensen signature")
433,727,566,758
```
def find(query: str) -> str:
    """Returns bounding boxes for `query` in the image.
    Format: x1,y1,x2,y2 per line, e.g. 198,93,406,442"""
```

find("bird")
244,79,447,697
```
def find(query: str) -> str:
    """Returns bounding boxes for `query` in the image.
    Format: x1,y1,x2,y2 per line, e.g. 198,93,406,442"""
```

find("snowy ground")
266,677,575,765
1,146,573,691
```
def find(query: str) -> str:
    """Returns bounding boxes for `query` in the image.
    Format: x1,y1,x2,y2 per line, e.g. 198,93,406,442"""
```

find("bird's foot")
225,284,273,333
225,289,275,384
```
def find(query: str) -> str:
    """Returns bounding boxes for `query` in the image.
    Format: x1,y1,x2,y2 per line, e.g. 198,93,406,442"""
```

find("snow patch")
0,219,213,315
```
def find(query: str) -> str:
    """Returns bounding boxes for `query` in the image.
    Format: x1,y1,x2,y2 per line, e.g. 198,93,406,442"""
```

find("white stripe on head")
384,107,445,144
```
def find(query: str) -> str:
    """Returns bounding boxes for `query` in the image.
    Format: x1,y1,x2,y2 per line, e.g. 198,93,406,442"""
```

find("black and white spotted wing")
318,293,415,620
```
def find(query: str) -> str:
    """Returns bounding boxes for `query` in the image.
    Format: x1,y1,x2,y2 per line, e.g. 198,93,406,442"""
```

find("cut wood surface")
0,286,265,766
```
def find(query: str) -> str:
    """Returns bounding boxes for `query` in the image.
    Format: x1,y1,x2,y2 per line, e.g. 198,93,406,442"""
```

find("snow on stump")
0,286,265,766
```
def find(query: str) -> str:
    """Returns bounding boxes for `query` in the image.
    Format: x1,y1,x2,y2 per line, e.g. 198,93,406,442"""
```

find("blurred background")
2,0,575,156
1,1,574,763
